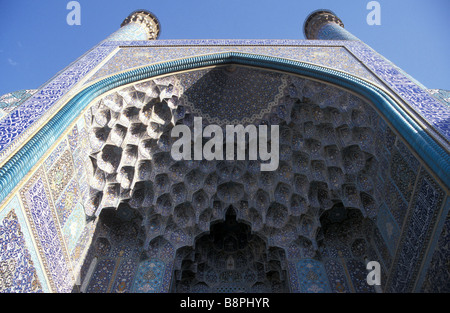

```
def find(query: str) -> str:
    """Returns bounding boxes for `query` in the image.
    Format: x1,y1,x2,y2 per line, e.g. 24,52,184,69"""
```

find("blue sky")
0,0,449,97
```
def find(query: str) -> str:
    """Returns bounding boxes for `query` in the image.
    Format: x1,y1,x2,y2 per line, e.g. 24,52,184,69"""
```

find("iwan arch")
0,10,448,293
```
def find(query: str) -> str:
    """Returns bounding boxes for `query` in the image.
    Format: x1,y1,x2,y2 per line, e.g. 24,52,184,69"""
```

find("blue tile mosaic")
0,196,47,293
295,259,331,293
387,169,445,292
19,167,74,293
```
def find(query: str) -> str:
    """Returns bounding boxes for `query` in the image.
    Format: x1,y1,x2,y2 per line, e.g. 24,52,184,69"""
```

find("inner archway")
171,207,289,293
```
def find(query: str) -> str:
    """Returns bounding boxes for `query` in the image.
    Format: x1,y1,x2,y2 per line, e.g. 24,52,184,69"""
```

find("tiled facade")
0,10,448,293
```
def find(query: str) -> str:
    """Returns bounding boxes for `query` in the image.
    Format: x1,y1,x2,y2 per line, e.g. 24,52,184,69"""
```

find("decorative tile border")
19,167,74,293
0,44,116,165
345,42,450,147
387,169,445,292
85,45,381,86
0,195,49,292
1,50,448,215
85,257,116,293
376,203,401,256
1,39,448,169
420,209,450,292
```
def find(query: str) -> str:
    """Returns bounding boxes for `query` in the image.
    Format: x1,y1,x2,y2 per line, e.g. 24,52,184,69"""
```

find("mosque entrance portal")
171,207,289,293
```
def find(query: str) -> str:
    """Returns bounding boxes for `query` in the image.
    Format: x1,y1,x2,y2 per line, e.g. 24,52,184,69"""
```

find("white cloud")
8,58,18,66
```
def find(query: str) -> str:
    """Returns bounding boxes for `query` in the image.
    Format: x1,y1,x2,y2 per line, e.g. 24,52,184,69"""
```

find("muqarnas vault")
0,9,449,293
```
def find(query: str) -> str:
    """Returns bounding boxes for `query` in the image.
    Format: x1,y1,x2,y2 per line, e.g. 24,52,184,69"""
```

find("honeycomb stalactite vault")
80,65,385,292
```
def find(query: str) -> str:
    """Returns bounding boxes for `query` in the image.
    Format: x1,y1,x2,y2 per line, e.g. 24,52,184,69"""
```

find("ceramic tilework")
0,90,37,122
19,167,74,292
428,89,450,106
107,23,149,41
384,179,408,228
323,259,351,293
345,42,450,146
85,257,116,293
390,149,417,203
0,108,99,292
1,38,447,171
85,45,380,86
420,211,450,292
131,259,165,293
317,23,360,41
70,219,94,269
109,258,138,293
62,202,86,254
67,124,79,153
55,178,79,227
44,139,68,170
317,207,380,292
372,224,392,272
0,44,115,165
294,259,331,293
387,169,445,292
0,196,47,293
177,66,288,125
376,203,400,256
46,149,75,202
346,259,375,293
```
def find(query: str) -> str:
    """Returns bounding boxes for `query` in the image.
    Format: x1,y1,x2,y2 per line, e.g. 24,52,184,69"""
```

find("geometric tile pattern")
178,66,288,125
387,169,445,292
62,202,86,255
346,259,375,293
55,179,79,227
85,257,116,293
295,259,331,293
324,259,351,293
46,149,74,202
85,45,381,86
376,203,401,256
110,258,138,293
421,211,450,292
0,44,115,165
131,259,165,293
0,197,43,293
345,41,450,146
19,167,74,293
390,149,417,203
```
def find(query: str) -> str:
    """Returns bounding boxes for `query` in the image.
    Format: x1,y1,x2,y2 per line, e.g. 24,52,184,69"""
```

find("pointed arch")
0,51,448,207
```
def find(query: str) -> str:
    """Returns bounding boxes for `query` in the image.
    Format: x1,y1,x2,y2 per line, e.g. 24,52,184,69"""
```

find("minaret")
303,9,359,40
107,9,161,41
